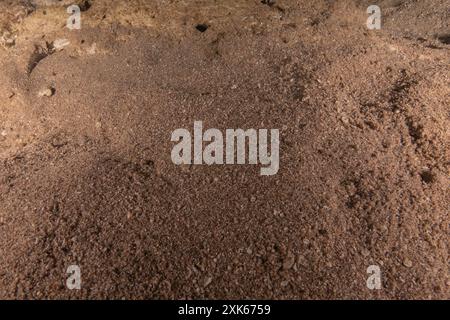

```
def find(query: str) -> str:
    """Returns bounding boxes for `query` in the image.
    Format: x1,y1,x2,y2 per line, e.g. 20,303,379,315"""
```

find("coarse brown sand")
0,0,448,299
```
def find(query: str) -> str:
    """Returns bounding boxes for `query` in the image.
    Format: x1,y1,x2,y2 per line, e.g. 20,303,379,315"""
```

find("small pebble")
297,255,307,266
203,276,212,287
87,43,97,55
403,258,413,268
282,252,295,270
341,115,349,125
52,38,70,51
38,87,55,97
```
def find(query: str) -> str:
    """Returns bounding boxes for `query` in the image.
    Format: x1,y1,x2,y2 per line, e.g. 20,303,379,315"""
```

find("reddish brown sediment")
0,0,448,299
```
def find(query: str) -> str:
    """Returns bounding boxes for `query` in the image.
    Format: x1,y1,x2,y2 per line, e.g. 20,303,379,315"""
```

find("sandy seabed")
0,0,448,299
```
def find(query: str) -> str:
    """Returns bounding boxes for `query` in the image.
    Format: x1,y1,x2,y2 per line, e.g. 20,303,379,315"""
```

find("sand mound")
0,0,448,299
